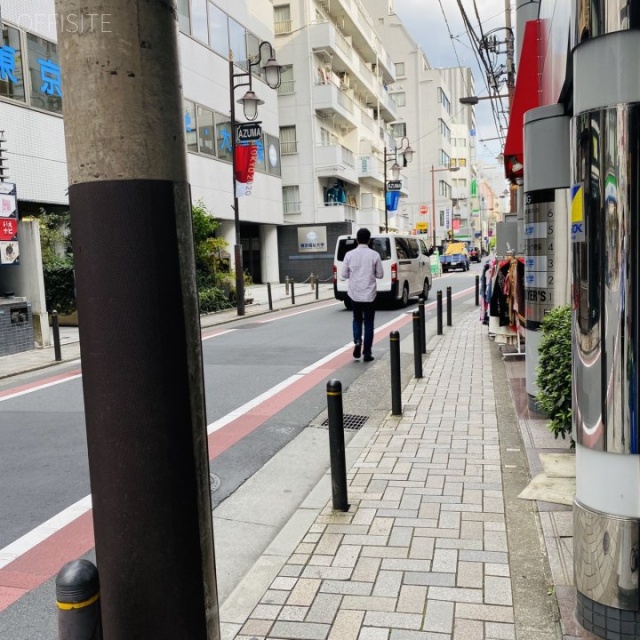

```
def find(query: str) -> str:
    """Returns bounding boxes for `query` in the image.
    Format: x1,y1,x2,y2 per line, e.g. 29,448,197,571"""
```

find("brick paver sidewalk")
233,313,520,640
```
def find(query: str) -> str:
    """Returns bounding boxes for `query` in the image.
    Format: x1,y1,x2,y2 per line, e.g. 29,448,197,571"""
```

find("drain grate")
209,473,221,493
321,414,369,431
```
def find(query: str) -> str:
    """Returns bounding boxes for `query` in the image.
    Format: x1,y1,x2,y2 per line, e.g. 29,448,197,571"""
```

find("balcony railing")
280,140,298,155
277,80,295,95
274,20,292,34
283,201,302,215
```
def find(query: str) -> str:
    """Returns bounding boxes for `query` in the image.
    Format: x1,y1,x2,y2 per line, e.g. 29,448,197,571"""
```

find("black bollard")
475,275,480,306
56,559,102,640
267,282,273,311
412,311,423,378
326,380,349,511
52,309,62,362
315,276,319,300
418,297,426,354
437,290,443,335
446,286,452,327
291,280,295,305
390,331,402,415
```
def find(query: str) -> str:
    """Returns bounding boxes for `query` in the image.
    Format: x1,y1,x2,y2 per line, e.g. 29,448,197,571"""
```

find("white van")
333,234,433,309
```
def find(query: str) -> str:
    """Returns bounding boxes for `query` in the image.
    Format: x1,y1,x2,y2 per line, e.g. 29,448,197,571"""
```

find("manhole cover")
321,414,369,431
209,473,221,493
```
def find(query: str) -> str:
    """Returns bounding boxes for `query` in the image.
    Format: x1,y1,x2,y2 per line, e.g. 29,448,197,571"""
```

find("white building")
272,0,402,281
0,0,283,286
364,0,464,248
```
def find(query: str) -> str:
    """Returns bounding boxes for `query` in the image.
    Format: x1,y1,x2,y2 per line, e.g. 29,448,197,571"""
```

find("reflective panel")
575,0,640,43
573,105,640,452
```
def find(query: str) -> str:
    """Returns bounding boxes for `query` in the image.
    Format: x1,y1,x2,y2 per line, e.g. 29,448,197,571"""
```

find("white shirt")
341,244,384,302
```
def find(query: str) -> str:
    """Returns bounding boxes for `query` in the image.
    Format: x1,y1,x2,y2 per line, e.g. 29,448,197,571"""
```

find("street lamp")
459,94,509,105
383,136,414,232
430,165,459,248
229,42,282,316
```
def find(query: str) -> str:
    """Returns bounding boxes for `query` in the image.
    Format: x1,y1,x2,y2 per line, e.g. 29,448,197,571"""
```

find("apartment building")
273,0,402,281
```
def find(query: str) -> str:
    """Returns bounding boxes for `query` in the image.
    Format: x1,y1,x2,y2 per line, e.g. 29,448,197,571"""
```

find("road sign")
419,204,428,215
387,180,402,191
415,221,428,230
237,122,263,142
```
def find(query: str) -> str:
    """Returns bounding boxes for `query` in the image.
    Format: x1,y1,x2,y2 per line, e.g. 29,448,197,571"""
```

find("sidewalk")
0,281,336,380
220,309,583,640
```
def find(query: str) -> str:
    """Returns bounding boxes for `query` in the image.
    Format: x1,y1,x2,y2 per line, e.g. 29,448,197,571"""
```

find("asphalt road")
0,263,481,637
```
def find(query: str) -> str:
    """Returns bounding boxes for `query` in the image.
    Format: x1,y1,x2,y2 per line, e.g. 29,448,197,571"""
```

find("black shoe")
353,343,362,359
363,355,374,362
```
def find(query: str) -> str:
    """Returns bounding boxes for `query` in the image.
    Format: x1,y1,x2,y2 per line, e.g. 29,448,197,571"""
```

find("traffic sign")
419,204,428,215
387,180,402,191
237,122,263,142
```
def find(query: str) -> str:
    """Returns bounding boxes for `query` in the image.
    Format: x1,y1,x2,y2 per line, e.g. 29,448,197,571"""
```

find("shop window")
197,105,215,156
0,25,25,103
26,33,62,114
184,100,198,152
216,112,233,163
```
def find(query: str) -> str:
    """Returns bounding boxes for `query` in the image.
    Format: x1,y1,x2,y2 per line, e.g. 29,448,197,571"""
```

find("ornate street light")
229,42,282,315
383,136,414,232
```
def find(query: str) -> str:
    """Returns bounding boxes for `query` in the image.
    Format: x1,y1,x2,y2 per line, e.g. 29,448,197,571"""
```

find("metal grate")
321,414,369,431
209,473,221,493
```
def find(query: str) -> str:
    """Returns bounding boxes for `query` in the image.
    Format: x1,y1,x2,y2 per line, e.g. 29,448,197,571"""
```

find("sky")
393,0,511,193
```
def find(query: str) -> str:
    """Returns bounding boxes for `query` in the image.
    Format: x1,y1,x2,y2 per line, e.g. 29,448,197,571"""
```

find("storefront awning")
503,19,542,184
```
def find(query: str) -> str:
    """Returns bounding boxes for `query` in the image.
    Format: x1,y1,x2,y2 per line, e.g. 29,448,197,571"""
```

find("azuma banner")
385,190,400,212
235,143,258,198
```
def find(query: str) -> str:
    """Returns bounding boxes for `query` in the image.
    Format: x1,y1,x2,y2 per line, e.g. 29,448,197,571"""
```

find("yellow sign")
415,221,428,230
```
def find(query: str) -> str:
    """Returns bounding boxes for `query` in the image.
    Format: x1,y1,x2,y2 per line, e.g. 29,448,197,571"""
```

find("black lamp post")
229,42,281,315
383,136,413,233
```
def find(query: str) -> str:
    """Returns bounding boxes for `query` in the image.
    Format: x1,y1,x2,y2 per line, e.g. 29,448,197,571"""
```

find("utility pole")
54,1,219,638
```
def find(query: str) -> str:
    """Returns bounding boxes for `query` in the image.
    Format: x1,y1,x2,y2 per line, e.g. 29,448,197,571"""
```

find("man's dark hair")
356,228,371,244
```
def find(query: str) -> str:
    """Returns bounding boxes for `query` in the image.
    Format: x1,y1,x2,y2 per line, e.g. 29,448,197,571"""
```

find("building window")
216,112,233,162
208,3,228,57
177,0,191,33
247,32,264,81
437,87,451,114
26,33,62,114
0,24,26,103
197,105,215,156
438,149,451,168
228,17,247,67
457,158,467,167
392,92,406,107
282,185,301,214
190,0,209,43
390,122,406,138
184,100,198,152
395,62,405,77
280,125,297,155
274,5,292,34
438,118,451,141
278,65,294,95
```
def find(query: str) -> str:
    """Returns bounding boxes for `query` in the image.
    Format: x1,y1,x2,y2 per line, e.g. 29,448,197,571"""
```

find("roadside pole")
54,2,219,639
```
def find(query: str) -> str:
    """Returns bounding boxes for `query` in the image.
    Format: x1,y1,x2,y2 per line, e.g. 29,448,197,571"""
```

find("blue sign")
37,58,62,96
0,46,17,83
219,127,232,153
385,191,400,212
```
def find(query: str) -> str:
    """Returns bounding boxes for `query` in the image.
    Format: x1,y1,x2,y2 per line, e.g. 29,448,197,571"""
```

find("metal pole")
437,290,443,335
291,279,295,305
418,297,426,354
390,331,402,415
326,379,349,512
384,147,388,232
446,286,452,327
412,311,423,378
267,282,273,311
315,276,319,300
52,309,62,362
431,165,436,248
55,2,219,637
310,273,315,290
56,559,102,639
229,55,245,317
285,275,289,295
475,275,480,306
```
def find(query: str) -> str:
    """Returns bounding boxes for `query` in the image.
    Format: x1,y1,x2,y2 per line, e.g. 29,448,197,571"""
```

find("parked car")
440,242,470,272
468,246,481,262
333,233,433,308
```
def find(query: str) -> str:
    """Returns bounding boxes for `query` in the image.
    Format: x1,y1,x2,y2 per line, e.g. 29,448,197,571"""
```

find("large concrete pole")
54,2,219,638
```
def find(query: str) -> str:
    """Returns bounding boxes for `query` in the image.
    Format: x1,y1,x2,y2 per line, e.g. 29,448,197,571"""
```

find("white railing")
341,146,355,167
277,80,295,95
280,140,298,155
337,89,354,114
283,201,302,214
274,20,292,35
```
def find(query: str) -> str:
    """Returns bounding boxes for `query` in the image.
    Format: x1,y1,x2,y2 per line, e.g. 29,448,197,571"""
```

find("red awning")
503,19,541,184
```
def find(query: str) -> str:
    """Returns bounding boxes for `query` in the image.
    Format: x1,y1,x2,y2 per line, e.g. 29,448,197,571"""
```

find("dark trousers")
352,301,376,357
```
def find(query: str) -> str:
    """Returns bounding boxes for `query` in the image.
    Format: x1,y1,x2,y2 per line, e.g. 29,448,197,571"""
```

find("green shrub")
536,305,573,445
199,287,234,314
43,263,76,315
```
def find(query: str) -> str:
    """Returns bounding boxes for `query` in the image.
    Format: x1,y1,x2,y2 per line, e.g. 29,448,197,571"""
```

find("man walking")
341,227,383,362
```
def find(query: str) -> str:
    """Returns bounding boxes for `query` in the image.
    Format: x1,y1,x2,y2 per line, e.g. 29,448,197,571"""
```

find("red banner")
235,143,258,198
0,218,17,241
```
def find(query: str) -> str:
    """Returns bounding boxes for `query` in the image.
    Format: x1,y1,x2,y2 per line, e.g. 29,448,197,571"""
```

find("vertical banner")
385,191,400,212
235,143,258,198
0,182,19,264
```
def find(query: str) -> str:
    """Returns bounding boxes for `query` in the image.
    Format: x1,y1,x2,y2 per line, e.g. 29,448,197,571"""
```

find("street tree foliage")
536,305,573,446
38,203,237,316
